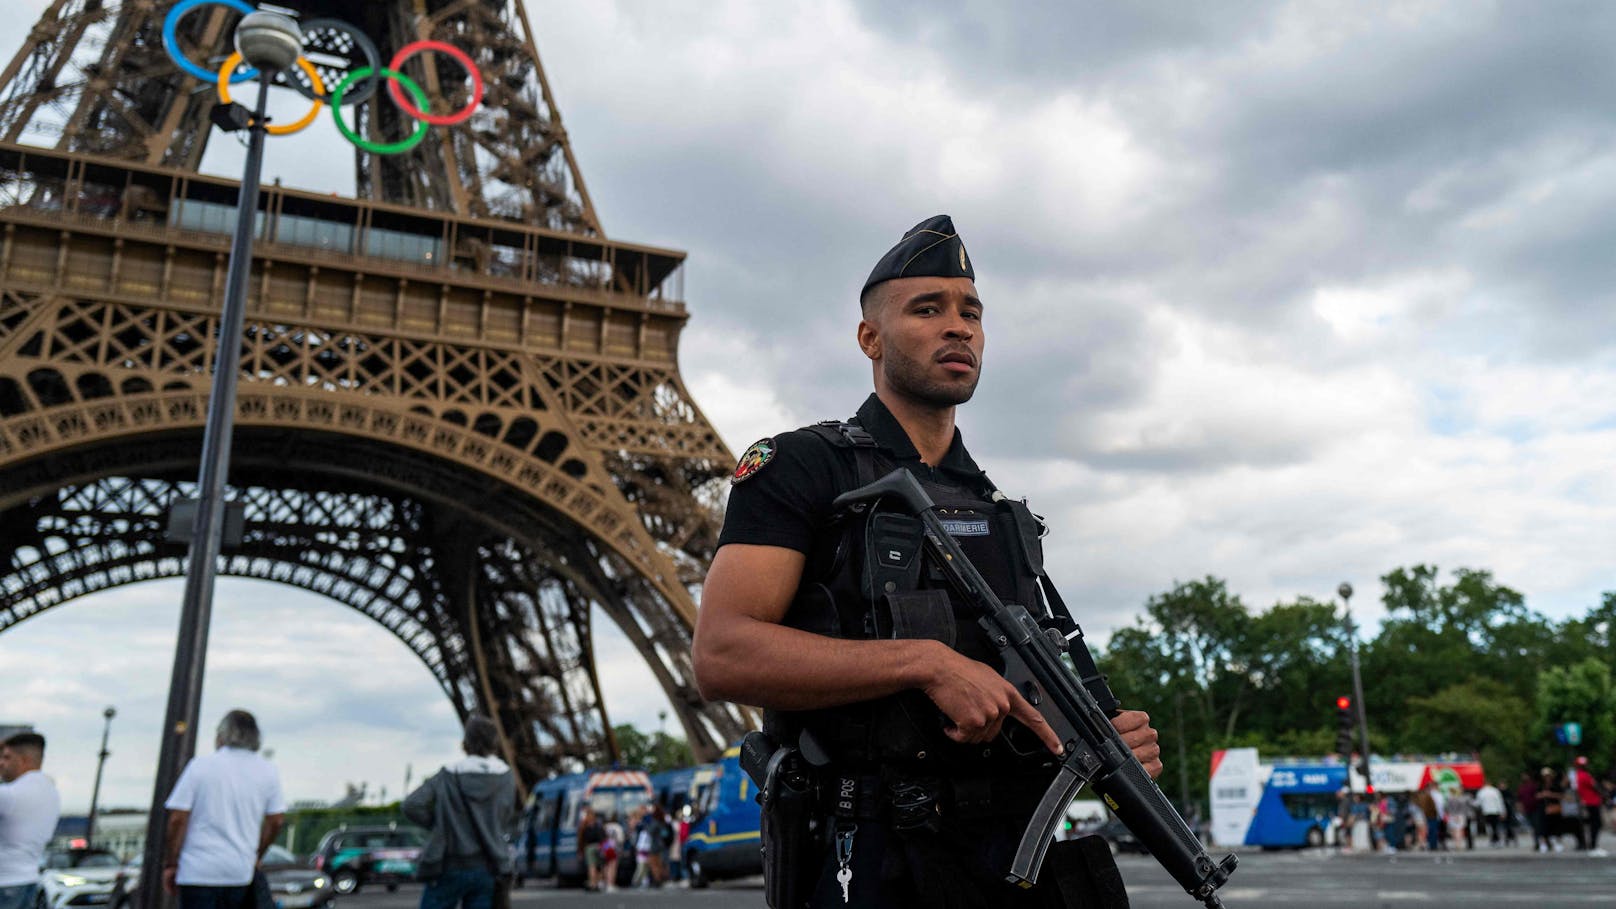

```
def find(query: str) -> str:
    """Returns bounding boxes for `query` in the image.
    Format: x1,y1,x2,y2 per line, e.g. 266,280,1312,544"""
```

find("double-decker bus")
1209,748,1485,848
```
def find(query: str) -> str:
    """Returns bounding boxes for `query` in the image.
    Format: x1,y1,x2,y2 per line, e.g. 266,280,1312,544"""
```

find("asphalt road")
340,849,1616,907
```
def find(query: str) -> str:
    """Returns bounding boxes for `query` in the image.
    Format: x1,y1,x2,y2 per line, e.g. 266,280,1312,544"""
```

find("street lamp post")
1338,582,1373,789
136,13,303,909
86,706,116,850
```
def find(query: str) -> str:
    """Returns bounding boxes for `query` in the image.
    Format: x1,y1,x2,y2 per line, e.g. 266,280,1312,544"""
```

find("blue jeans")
0,883,38,909
420,869,494,909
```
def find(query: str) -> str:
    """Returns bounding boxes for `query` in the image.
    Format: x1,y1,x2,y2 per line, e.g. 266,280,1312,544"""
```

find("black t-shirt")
718,393,990,553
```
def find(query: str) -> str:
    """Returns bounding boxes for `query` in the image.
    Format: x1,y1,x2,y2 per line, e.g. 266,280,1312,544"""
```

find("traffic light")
1335,695,1354,757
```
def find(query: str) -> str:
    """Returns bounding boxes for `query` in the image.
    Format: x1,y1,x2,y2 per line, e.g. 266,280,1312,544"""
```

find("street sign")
1554,722,1583,746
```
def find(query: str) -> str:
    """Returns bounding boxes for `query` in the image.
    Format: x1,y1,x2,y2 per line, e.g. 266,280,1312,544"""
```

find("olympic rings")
164,0,259,84
160,3,483,148
217,52,326,136
331,67,431,156
387,41,485,127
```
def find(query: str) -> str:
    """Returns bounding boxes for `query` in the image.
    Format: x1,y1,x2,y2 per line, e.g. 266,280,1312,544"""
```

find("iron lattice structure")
0,0,750,781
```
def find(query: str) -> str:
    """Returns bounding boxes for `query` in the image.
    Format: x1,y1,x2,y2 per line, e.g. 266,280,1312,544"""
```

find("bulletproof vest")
765,420,1059,772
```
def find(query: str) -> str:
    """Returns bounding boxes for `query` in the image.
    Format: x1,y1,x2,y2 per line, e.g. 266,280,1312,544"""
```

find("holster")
741,731,821,909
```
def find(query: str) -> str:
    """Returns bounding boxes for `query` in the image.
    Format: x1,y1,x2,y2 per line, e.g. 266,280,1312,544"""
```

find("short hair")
216,710,261,752
2,732,44,759
859,282,890,318
462,715,500,757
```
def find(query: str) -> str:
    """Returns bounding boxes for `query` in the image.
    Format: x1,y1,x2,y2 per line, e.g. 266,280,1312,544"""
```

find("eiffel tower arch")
0,0,751,782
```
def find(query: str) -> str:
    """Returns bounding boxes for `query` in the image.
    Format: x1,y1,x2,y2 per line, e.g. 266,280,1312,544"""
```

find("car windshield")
46,851,119,869
262,846,297,866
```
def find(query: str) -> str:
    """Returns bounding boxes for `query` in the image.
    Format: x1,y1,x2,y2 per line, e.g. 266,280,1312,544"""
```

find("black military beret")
862,214,975,296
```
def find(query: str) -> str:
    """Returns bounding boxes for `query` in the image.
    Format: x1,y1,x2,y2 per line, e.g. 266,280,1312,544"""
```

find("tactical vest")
764,420,1067,773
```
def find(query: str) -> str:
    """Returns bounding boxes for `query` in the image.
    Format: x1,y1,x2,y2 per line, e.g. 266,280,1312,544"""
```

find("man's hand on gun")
1111,710,1163,779
923,644,1065,754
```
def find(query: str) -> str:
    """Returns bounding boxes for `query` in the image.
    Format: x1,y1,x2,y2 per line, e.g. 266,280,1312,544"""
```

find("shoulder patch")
731,437,777,485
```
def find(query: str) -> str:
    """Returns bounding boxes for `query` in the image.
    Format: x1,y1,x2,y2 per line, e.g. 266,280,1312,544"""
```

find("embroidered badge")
940,518,990,537
731,438,776,484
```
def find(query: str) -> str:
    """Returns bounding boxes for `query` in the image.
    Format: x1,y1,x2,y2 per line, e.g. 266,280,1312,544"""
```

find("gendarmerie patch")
731,438,776,484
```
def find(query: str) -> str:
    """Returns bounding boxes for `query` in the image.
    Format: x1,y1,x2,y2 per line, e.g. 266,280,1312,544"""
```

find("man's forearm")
258,814,285,860
164,812,188,867
693,615,942,710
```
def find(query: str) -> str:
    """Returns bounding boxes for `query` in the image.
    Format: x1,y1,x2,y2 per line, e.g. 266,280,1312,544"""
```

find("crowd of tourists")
574,800,692,892
1335,757,1612,855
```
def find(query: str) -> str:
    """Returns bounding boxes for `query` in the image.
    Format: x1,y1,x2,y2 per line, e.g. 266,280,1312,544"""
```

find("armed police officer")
693,216,1163,908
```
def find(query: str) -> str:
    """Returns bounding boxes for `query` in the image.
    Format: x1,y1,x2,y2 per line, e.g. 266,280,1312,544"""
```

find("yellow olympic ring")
216,52,326,136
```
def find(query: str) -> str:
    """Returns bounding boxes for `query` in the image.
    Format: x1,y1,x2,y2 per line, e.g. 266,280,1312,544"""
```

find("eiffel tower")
0,0,751,782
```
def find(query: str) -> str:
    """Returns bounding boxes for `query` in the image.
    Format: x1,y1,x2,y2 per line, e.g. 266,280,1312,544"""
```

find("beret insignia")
731,438,776,485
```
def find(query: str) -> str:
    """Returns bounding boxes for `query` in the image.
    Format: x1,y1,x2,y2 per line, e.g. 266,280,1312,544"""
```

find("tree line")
1098,565,1616,810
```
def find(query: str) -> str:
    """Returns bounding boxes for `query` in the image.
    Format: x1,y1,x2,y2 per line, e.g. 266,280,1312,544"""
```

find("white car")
38,849,121,909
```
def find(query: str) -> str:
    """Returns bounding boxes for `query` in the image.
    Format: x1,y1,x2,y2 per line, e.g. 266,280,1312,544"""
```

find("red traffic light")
1336,696,1352,710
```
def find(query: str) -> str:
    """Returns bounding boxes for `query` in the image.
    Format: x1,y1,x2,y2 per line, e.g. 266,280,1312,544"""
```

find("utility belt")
819,769,1050,829
741,730,1056,909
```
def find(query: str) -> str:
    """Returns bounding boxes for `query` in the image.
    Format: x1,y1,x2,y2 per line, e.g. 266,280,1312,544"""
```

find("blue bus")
522,769,654,885
681,743,762,888
1245,762,1347,848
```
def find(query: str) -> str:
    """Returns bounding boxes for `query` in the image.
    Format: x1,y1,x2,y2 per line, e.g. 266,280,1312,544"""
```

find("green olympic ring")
330,66,429,156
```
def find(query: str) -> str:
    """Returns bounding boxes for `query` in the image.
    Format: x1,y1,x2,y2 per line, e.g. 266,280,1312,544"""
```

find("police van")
681,743,763,888
521,769,654,885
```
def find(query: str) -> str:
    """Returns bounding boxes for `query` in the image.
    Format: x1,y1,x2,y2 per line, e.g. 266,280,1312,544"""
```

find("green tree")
1531,658,1616,767
612,723,694,772
1400,677,1529,774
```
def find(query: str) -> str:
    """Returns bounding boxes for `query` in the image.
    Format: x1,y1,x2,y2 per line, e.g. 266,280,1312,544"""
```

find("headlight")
312,877,328,889
56,875,88,888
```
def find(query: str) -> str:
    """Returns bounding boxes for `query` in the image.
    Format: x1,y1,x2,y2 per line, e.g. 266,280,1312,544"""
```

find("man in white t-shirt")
162,710,286,909
0,732,62,909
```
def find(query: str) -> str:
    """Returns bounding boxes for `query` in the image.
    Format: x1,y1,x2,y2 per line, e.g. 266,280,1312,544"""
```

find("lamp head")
103,706,116,720
235,11,303,72
1337,582,1353,601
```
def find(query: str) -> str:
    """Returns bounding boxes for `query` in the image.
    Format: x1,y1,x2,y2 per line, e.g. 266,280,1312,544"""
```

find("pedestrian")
646,803,671,886
1445,787,1473,850
1475,779,1505,846
630,806,653,889
0,732,61,909
160,710,286,909
1537,768,1575,852
574,806,604,892
692,215,1161,907
670,807,691,885
602,816,623,891
1410,784,1437,851
1382,794,1405,854
402,716,519,909
1517,771,1543,851
1571,757,1605,854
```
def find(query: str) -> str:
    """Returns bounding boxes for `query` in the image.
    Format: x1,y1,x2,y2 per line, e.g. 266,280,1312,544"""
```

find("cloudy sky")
4,0,1616,814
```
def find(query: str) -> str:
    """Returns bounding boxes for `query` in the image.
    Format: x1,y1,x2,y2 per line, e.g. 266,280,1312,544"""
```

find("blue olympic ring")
163,0,259,85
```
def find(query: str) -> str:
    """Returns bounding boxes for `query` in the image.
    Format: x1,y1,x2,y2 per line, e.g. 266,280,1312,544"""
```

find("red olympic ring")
386,40,484,127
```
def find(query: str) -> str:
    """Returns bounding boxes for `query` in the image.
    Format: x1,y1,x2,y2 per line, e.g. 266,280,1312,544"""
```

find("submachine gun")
832,468,1238,908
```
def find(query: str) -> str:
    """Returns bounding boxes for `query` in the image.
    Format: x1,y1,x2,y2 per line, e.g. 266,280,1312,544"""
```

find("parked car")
109,846,330,909
38,848,121,909
1089,818,1150,856
311,824,424,895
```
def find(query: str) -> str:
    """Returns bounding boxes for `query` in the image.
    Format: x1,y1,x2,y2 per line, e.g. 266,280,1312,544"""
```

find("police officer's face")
861,276,984,407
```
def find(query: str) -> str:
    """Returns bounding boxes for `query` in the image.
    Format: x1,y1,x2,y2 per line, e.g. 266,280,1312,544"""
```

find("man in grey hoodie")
403,717,519,909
